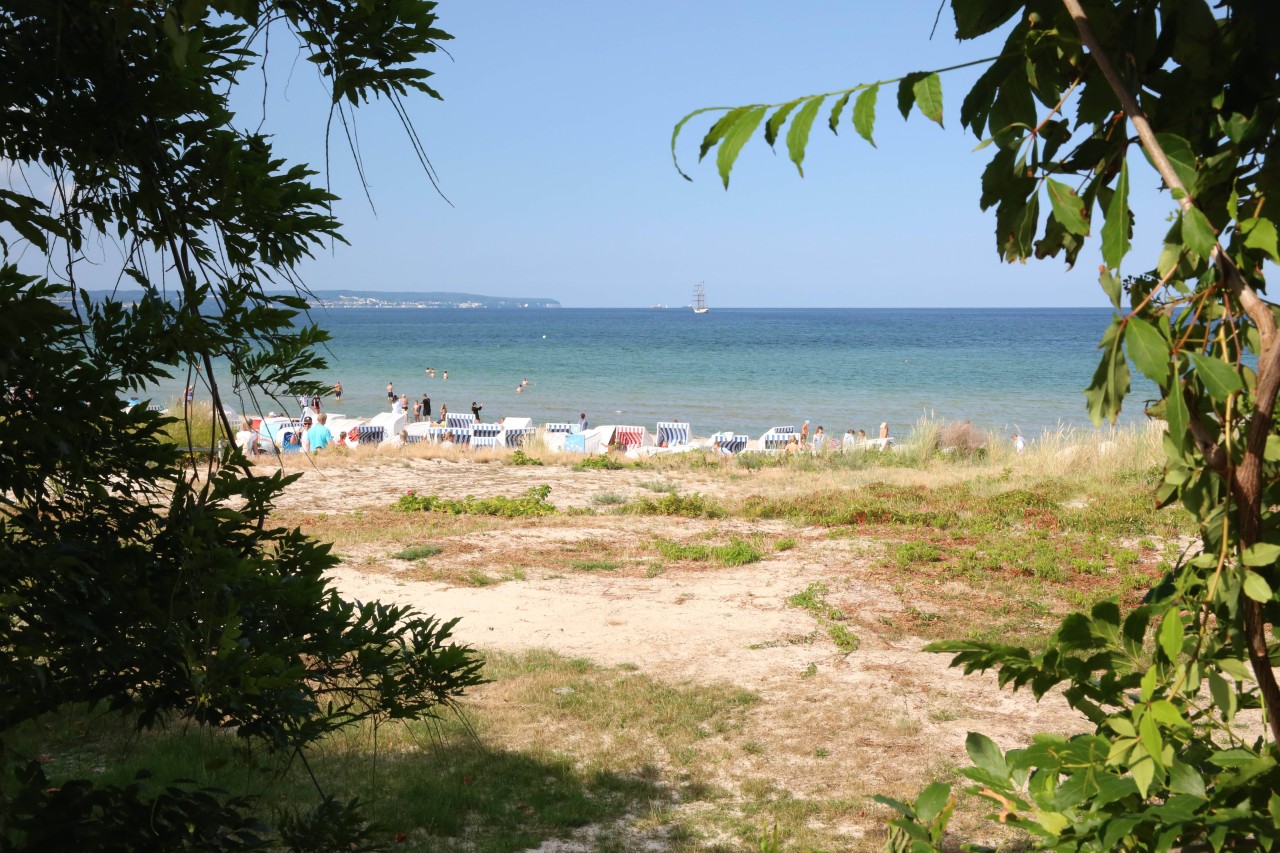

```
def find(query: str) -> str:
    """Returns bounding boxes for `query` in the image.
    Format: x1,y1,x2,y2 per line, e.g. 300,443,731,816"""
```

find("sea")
156,307,1155,438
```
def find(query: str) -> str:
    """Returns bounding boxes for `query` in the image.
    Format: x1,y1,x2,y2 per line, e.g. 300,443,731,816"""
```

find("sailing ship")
692,282,709,314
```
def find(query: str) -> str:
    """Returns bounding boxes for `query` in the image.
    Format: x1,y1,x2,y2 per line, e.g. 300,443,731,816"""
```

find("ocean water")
159,307,1154,438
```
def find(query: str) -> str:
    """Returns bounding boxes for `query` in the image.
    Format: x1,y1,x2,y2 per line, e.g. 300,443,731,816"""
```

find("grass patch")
590,491,627,506
621,492,725,518
569,559,619,572
395,485,556,517
653,538,763,567
637,479,678,494
392,544,443,561
774,537,798,551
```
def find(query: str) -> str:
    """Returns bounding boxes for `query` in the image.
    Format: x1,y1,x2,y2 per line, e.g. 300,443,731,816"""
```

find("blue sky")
233,2,1174,308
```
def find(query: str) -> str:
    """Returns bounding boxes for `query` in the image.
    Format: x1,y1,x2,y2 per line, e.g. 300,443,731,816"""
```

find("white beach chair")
612,425,647,450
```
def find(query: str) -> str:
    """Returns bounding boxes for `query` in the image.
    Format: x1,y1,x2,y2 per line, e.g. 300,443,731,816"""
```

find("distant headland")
66,289,561,309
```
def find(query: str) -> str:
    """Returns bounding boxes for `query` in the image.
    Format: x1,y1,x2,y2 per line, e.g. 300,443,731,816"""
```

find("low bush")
573,454,627,471
653,538,762,567
394,485,556,517
508,449,543,466
622,492,725,518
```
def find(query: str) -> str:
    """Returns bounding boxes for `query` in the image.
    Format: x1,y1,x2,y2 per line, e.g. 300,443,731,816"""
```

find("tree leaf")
1125,316,1170,388
1150,133,1198,194
715,106,767,189
1182,207,1218,259
1168,760,1206,799
1101,157,1131,268
764,101,801,149
966,732,1008,780
1084,317,1130,425
1046,178,1089,236
1138,712,1164,770
912,72,944,126
786,97,824,178
1243,571,1273,603
1242,542,1280,566
1099,269,1122,310
827,91,852,135
1188,353,1243,401
698,107,751,163
671,106,731,180
1157,609,1182,662
1130,756,1156,798
1241,216,1279,262
853,84,879,147
898,72,926,120
1166,381,1190,448
914,782,951,824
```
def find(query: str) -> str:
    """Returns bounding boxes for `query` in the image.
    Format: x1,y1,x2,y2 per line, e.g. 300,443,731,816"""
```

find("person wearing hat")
302,413,332,452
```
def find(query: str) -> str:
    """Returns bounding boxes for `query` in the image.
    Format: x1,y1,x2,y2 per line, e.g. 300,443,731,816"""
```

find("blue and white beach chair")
472,422,502,449
656,421,690,448
760,426,797,452
445,413,475,446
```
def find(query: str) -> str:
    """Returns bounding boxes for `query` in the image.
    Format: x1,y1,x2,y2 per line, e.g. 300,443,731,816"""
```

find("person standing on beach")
303,413,332,453
442,370,448,381
412,399,421,422
1013,433,1025,454
811,425,825,451
421,393,431,422
471,401,483,421
578,412,588,431
879,422,890,439
392,395,404,415
333,381,343,403
439,403,448,425
185,385,195,404
386,381,395,401
800,420,809,443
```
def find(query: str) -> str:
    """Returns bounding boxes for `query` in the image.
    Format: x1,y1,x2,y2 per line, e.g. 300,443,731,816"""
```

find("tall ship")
692,282,709,314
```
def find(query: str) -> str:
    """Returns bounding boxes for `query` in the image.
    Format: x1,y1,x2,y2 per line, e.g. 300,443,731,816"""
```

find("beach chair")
544,422,573,434
709,432,748,454
445,412,475,446
357,425,385,445
504,428,535,447
656,421,690,448
146,403,166,413
613,425,646,450
472,422,502,449
280,430,302,453
760,426,796,452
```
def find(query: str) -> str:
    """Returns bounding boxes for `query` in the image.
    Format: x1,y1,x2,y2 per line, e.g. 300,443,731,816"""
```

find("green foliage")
394,485,557,517
508,449,543,466
393,544,443,561
621,491,726,518
654,538,763,567
786,583,858,655
678,1,1280,847
572,453,628,471
0,2,481,848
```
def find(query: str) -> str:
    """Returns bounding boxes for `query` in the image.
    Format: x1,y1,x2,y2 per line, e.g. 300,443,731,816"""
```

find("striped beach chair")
445,413,475,446
544,422,573,434
472,422,502,449
760,426,797,452
656,421,690,447
358,425,385,445
710,432,748,454
504,427,536,447
613,425,646,449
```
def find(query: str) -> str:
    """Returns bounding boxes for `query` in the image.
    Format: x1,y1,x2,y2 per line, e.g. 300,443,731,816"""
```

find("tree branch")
1061,0,1280,745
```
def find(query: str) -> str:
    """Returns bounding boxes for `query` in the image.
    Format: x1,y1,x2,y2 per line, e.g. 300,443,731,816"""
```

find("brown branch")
1061,0,1280,745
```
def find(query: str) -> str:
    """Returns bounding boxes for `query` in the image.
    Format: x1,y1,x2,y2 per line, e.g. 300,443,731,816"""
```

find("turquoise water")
159,307,1154,437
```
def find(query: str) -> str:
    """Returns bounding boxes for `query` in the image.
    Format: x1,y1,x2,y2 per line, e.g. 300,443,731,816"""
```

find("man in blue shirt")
303,413,333,452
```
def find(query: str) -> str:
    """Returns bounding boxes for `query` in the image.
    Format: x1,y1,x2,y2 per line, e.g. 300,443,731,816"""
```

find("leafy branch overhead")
677,1,1280,850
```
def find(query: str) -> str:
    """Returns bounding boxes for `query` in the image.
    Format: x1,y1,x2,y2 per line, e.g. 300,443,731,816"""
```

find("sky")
233,4,1174,307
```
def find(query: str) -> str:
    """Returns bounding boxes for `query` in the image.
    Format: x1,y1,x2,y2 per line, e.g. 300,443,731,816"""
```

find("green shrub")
623,492,724,518
508,449,543,466
573,454,627,471
394,485,556,517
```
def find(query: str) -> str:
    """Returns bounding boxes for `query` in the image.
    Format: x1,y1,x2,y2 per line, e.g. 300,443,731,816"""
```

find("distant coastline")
65,289,562,310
